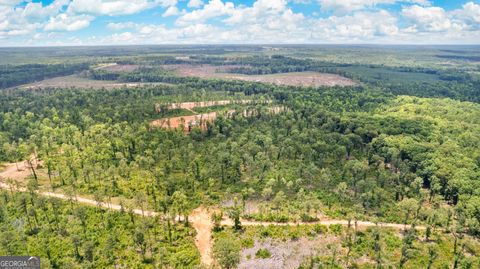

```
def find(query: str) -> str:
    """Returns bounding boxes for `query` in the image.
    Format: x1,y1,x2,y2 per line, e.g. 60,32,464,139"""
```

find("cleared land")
151,105,287,132
151,111,225,131
96,63,140,72
13,74,170,90
239,236,341,269
163,64,357,87
165,99,262,110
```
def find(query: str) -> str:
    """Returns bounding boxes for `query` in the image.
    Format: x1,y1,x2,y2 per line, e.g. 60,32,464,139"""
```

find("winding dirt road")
0,163,425,267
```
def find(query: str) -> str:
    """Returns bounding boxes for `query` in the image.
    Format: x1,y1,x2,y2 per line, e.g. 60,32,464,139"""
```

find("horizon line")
1,43,480,49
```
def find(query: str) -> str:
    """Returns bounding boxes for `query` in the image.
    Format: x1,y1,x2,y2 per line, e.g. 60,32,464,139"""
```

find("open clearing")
163,64,357,87
165,99,262,110
151,105,287,132
239,236,343,269
96,63,140,72
151,111,225,131
13,74,170,90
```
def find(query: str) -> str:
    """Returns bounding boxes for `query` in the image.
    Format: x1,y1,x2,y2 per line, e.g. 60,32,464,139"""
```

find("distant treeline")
0,63,90,89
436,55,480,62
90,55,480,103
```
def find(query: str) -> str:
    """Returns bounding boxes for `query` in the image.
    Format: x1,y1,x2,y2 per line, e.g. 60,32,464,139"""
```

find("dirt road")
0,177,423,266
190,207,215,267
0,162,426,267
0,161,34,181
221,218,423,230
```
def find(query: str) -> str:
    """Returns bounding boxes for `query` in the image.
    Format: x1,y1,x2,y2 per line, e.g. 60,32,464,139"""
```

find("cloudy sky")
0,0,479,46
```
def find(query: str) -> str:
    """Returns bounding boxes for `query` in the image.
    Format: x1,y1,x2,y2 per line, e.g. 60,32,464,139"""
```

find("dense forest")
0,45,479,268
0,63,90,89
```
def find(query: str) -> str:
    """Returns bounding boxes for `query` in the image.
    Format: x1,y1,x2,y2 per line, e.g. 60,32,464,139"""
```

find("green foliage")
0,191,199,268
213,232,241,269
329,224,343,235
255,248,271,259
0,63,89,89
1,46,480,267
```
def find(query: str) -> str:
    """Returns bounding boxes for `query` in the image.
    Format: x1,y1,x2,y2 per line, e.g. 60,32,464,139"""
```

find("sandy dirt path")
0,176,422,267
0,161,34,181
0,162,426,267
189,207,215,267
0,181,159,217
221,218,423,230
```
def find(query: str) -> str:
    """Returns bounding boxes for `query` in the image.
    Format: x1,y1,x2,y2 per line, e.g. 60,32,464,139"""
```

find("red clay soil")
150,110,235,132
151,106,287,132
166,100,258,110
189,207,215,267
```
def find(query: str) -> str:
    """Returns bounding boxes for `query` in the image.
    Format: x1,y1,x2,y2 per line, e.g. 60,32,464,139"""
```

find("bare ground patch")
97,63,140,72
239,236,342,269
165,99,261,110
150,105,287,132
163,64,357,87
14,74,170,90
151,111,225,132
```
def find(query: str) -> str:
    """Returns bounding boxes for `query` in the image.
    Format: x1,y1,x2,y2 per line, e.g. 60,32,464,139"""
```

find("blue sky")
0,0,479,46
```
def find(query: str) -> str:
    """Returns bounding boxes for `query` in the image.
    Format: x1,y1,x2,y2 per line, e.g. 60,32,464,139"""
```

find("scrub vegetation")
0,45,479,268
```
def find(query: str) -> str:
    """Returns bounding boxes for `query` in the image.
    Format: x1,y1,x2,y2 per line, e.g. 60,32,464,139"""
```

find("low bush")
255,248,272,259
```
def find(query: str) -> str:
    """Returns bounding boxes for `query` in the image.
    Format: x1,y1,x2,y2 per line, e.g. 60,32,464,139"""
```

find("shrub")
301,214,319,222
288,228,300,240
313,224,328,234
255,248,271,259
329,224,343,235
214,236,241,269
241,237,254,248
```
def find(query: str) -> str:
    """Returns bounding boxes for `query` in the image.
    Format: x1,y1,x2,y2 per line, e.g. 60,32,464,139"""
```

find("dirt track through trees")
0,162,427,267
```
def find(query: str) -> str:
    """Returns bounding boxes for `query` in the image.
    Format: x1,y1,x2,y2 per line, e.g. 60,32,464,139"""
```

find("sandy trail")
0,181,158,217
221,218,422,230
189,207,215,267
0,161,34,181
0,162,426,267
0,177,422,266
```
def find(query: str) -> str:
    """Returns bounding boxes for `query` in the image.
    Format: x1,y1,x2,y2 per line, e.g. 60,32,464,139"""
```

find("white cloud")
109,32,137,42
313,10,399,41
1,0,480,45
452,2,480,29
401,5,457,32
187,0,204,8
318,0,430,13
157,0,178,7
0,0,68,38
225,0,290,25
68,0,158,16
176,0,235,26
44,14,94,31
21,0,69,21
107,22,139,31
163,5,179,17
0,0,22,7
